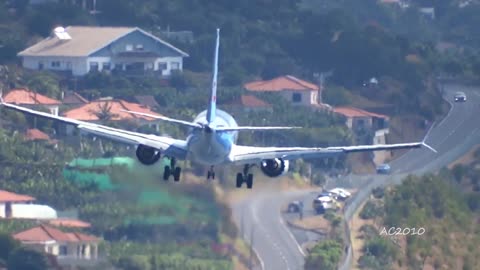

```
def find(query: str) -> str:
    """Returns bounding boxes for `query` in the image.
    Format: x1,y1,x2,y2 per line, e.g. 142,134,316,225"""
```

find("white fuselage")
186,109,238,165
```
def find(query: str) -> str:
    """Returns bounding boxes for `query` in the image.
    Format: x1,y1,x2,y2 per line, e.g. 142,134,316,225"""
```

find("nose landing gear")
163,157,181,182
207,166,215,180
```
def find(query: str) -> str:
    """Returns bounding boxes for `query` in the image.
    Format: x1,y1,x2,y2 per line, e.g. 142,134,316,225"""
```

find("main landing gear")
207,166,215,180
163,157,181,182
236,164,253,189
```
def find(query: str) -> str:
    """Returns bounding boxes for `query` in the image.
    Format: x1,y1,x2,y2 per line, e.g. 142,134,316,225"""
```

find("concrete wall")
280,90,318,106
22,56,88,76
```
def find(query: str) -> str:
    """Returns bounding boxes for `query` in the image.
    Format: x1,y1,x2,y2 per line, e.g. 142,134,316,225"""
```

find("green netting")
63,169,116,190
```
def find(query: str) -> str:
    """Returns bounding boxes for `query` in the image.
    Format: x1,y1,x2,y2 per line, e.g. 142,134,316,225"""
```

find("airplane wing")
0,102,188,159
230,141,436,164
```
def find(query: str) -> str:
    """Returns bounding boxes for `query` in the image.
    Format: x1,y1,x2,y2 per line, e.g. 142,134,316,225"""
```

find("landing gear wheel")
236,173,243,188
246,174,253,189
207,166,215,180
163,166,171,181
173,167,181,182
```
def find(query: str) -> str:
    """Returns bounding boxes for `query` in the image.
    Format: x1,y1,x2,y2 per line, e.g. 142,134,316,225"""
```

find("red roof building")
4,88,61,115
61,91,89,105
333,107,389,120
62,98,162,121
13,225,99,262
25,128,51,141
224,95,272,112
244,75,323,107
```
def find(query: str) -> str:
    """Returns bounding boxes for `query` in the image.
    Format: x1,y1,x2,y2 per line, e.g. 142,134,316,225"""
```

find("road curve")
231,83,480,270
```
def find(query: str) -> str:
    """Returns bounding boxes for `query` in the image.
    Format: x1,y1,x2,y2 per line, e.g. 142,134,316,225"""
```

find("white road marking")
279,217,306,257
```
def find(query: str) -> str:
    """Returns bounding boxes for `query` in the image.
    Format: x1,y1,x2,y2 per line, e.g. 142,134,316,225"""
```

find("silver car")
454,91,467,102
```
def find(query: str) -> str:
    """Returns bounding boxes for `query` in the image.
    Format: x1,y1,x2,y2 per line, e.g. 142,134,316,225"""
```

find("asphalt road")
231,83,480,270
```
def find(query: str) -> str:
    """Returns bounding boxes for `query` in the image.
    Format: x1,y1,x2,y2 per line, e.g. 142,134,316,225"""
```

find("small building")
4,88,61,115
0,189,57,219
61,97,164,133
244,75,324,107
18,26,189,76
333,106,390,164
223,95,272,113
13,225,100,268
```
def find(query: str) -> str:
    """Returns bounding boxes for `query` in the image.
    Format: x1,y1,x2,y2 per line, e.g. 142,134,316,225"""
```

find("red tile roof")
62,98,162,121
13,225,98,243
227,95,271,108
0,190,35,203
244,75,319,92
49,218,91,228
333,107,389,119
4,88,61,105
25,129,51,141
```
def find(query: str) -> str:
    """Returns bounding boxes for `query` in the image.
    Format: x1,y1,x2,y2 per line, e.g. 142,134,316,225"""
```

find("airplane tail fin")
206,28,220,126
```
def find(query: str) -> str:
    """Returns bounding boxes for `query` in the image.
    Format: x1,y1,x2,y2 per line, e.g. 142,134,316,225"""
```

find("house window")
51,61,61,68
136,44,144,50
292,93,302,103
66,62,72,70
102,62,111,70
38,61,44,70
126,44,133,51
145,62,153,70
115,63,123,71
89,62,99,71
158,62,167,71
59,245,68,256
171,62,180,70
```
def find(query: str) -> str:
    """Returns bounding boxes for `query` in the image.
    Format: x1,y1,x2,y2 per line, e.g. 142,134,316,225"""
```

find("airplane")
0,29,437,189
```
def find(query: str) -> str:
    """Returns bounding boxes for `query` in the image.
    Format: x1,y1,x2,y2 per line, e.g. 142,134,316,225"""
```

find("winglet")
422,141,437,153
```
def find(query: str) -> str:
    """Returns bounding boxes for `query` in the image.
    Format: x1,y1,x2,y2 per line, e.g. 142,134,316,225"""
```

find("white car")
328,188,351,200
454,91,467,102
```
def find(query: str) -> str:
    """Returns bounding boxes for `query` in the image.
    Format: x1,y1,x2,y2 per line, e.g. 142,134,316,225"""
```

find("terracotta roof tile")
49,218,91,228
25,129,51,141
134,95,159,109
13,225,98,243
62,98,162,121
244,75,319,92
333,106,389,119
227,95,271,108
0,190,35,202
4,89,61,105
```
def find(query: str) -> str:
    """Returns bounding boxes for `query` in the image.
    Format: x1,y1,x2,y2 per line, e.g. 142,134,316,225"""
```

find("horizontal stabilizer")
120,110,202,129
216,126,301,132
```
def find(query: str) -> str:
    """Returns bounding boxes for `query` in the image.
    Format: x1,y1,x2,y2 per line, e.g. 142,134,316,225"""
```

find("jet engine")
260,158,289,177
136,144,161,165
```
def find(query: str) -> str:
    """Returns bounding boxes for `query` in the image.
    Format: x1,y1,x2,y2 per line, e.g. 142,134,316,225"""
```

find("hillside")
354,150,480,269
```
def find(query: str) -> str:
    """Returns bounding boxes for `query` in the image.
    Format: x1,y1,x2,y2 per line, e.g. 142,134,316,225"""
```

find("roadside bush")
372,187,385,199
360,200,383,220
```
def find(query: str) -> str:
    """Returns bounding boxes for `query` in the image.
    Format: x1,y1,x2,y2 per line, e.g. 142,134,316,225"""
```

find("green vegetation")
305,240,343,270
357,151,480,269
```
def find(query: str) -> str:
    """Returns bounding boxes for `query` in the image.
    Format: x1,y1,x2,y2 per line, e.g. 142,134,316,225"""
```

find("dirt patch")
292,215,331,232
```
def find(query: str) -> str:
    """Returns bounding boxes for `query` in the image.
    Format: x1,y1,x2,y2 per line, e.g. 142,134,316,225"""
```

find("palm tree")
90,102,119,122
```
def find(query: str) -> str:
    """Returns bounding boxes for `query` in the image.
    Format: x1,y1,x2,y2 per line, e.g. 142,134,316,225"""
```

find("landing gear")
207,166,215,180
236,164,254,189
163,157,181,182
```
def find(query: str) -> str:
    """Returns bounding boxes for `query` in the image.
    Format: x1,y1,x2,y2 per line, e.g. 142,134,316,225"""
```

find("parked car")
454,91,467,102
317,191,338,200
328,188,351,201
376,164,391,174
312,196,337,214
287,200,304,213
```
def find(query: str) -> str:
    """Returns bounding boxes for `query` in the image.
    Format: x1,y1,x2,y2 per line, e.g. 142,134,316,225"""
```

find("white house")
18,26,189,76
0,189,57,219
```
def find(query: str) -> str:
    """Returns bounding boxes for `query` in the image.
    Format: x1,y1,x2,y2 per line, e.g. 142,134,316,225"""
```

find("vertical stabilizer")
206,28,220,125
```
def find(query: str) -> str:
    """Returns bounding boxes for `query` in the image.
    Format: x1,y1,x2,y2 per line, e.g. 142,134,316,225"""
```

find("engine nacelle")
136,144,161,165
260,158,289,178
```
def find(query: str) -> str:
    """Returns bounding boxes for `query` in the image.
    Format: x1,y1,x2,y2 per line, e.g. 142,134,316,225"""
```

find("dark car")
287,200,304,213
454,91,467,102
376,164,391,174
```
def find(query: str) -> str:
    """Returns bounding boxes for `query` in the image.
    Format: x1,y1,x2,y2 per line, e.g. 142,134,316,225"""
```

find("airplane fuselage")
186,109,239,165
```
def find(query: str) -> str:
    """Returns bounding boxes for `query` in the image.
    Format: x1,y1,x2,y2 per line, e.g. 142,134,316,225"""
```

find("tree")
0,233,19,262
7,246,48,270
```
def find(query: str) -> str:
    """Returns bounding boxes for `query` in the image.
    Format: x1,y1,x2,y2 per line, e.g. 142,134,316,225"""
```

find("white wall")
154,56,183,76
22,56,89,76
0,203,57,219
